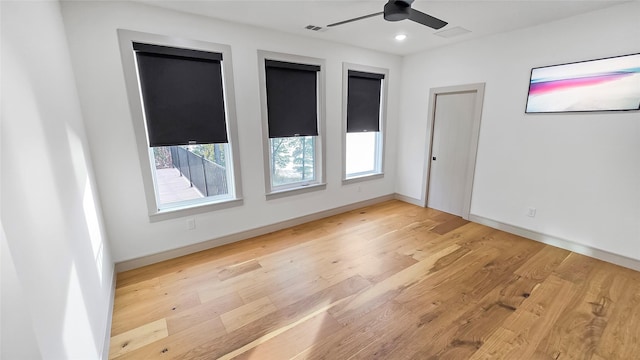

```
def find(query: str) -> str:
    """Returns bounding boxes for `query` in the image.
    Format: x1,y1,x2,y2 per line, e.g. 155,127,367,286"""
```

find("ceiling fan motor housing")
384,0,411,21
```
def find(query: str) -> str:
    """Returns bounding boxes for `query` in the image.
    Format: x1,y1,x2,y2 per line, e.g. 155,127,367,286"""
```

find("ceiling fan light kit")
327,0,447,30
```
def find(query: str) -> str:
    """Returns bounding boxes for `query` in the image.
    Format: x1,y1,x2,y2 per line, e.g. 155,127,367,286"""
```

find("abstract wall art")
525,53,640,113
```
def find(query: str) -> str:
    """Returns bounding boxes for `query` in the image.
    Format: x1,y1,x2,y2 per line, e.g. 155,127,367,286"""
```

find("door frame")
422,83,485,220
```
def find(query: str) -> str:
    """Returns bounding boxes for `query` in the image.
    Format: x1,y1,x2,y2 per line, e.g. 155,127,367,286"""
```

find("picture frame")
525,53,640,113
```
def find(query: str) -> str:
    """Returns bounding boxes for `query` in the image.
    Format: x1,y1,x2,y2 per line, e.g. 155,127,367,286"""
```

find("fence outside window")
169,146,228,197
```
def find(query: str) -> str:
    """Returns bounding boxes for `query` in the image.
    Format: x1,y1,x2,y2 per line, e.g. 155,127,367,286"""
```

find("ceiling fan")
327,0,447,30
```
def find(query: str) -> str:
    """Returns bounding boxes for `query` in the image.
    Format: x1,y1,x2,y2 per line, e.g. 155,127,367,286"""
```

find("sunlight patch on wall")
66,124,107,284
63,263,99,359
83,179,105,284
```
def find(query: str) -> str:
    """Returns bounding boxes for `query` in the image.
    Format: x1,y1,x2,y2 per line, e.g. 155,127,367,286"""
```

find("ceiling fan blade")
327,12,384,27
408,8,447,29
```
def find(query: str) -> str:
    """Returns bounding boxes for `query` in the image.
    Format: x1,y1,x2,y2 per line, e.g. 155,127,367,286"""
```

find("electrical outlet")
527,208,536,218
186,218,196,230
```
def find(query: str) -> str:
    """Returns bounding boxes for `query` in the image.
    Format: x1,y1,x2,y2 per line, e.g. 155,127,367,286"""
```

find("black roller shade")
265,60,320,138
133,42,228,146
347,70,385,133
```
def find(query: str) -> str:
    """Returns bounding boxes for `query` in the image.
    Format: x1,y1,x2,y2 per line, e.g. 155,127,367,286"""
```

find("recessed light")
395,34,407,41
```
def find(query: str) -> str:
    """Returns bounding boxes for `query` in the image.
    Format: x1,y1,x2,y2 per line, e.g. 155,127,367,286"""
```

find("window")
258,52,326,197
118,30,242,220
343,64,388,182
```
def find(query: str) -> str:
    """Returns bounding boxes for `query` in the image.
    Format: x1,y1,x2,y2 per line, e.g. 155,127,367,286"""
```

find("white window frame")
342,63,389,184
118,29,243,221
257,50,326,199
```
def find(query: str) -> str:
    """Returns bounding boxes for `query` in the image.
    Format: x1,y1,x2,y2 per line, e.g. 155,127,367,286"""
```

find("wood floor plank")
220,295,278,333
468,275,579,359
177,276,371,360
513,245,570,280
329,244,460,323
217,259,262,281
237,267,330,306
298,301,416,360
109,319,168,359
532,266,626,359
197,268,265,303
225,310,342,360
117,224,326,288
409,262,561,359
344,316,429,360
430,215,470,235
351,251,419,284
553,252,600,284
110,289,200,336
109,200,640,359
592,271,640,359
387,246,544,359
393,245,502,313
166,291,243,335
114,317,226,360
114,277,161,301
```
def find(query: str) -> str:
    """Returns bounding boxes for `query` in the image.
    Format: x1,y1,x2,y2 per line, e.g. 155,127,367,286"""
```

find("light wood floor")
110,200,640,359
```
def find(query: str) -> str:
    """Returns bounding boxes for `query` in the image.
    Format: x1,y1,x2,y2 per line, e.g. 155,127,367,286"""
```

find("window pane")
270,136,316,187
153,144,231,207
346,132,378,176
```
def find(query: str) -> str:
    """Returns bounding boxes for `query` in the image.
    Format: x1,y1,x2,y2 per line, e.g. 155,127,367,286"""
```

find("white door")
427,90,477,216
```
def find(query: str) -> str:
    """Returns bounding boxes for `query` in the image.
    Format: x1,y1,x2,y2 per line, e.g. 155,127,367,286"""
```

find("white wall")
60,1,402,262
396,2,640,260
1,1,114,358
1,225,42,359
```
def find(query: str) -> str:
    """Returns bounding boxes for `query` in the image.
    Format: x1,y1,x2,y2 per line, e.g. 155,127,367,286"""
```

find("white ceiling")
140,0,627,55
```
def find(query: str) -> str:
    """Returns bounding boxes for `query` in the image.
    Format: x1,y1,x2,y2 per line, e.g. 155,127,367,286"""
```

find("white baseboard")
115,195,640,274
394,193,424,207
469,214,640,272
115,194,396,272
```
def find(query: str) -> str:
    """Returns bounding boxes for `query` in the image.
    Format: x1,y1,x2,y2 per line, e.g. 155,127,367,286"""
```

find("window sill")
266,183,327,200
342,172,384,185
149,197,243,222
